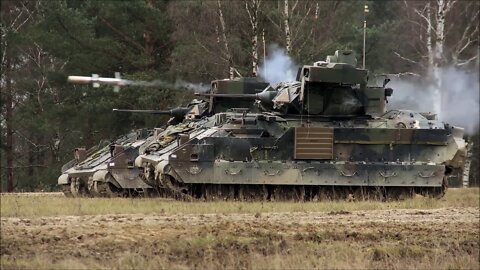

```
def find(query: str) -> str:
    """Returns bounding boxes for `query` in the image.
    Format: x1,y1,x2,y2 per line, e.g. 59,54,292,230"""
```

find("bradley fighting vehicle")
57,74,210,197
134,50,467,201
58,74,268,197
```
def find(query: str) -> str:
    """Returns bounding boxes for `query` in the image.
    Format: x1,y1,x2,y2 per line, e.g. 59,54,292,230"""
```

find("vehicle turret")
297,50,392,116
196,50,394,117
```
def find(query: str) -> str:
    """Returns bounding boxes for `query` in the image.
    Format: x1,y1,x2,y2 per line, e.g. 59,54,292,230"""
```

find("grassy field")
1,188,479,269
1,188,478,217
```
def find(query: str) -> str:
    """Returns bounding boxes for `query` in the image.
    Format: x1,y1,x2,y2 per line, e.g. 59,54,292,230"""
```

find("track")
151,182,446,201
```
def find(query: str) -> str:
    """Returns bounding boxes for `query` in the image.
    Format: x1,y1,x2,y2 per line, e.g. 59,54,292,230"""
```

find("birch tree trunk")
5,52,14,192
402,0,461,119
432,0,455,118
217,0,234,79
283,0,292,55
426,2,434,75
246,0,261,76
432,0,445,118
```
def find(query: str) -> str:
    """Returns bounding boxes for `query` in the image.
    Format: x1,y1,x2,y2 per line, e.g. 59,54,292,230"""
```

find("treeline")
1,0,478,191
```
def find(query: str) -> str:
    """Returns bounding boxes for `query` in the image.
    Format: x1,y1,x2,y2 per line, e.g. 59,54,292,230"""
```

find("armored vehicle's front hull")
58,130,155,197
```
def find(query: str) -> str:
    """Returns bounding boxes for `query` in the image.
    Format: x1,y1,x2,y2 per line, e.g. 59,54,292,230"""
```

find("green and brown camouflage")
112,99,209,125
58,73,260,197
58,129,155,197
58,73,213,197
134,50,466,201
197,50,392,118
57,99,213,197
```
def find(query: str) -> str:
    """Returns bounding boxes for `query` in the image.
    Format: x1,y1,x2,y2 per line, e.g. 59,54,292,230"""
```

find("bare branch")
393,51,425,68
406,18,428,32
444,0,457,12
13,130,45,149
9,7,24,30
291,3,312,43
454,9,479,56
291,0,299,14
193,32,228,63
13,4,35,32
245,1,254,27
456,55,479,67
413,7,435,33
98,15,145,52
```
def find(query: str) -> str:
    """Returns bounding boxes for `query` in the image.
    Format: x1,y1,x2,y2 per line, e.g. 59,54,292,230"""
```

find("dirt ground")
1,206,479,269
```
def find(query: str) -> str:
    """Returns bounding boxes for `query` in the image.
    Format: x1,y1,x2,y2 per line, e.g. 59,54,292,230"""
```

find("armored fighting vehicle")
57,74,211,197
58,75,267,197
134,50,467,201
57,104,207,197
58,128,153,197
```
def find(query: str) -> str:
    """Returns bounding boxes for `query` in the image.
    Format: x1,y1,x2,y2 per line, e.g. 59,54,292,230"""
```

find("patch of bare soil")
1,207,479,269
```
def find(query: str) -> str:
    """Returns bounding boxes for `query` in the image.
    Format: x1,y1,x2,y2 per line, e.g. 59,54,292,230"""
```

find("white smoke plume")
174,79,210,93
387,67,479,134
129,79,210,93
259,44,298,84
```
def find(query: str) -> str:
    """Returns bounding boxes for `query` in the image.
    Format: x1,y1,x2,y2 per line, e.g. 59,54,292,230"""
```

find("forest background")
1,0,479,191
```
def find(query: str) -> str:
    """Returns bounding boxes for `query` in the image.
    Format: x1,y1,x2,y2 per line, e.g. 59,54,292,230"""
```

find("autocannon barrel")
195,89,277,104
195,93,257,99
113,107,191,119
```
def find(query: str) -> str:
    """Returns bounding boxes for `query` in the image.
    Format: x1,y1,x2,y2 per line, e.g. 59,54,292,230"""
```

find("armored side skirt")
171,161,445,187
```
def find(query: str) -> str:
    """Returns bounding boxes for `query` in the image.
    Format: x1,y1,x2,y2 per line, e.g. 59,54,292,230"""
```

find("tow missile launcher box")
209,77,269,113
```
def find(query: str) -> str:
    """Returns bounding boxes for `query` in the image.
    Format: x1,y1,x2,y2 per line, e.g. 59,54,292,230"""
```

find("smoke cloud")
387,67,479,134
259,44,298,84
129,79,210,93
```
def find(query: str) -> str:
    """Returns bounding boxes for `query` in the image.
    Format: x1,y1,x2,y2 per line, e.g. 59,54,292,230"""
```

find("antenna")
363,4,369,69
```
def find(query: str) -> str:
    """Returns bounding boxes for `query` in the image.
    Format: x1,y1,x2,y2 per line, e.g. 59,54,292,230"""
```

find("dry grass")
1,188,478,218
1,188,478,269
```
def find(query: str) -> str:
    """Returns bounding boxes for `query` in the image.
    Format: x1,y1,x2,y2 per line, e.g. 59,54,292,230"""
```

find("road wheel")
70,178,87,197
62,185,73,197
420,177,448,199
94,180,121,197
354,187,368,201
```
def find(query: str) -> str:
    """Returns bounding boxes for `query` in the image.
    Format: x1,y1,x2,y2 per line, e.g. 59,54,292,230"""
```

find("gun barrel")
113,107,191,118
195,90,277,104
194,93,257,99
113,109,173,114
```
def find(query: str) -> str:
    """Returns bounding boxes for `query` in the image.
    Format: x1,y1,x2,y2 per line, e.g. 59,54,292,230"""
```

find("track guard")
58,174,70,185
